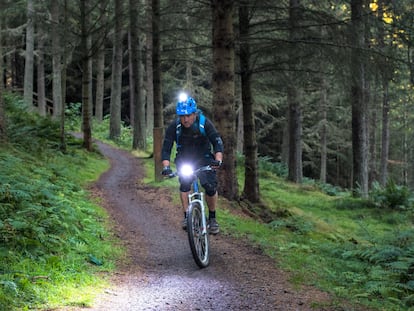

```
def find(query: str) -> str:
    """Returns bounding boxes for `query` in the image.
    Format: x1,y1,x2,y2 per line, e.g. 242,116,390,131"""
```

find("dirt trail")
65,141,333,311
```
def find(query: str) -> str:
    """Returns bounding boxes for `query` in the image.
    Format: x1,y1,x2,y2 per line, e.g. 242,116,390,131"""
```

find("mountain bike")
170,164,212,268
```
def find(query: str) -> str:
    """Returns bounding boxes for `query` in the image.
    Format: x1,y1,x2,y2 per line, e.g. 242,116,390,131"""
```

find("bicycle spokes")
187,203,209,268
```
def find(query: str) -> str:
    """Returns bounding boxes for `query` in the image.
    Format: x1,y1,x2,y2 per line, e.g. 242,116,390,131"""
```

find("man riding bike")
161,93,224,234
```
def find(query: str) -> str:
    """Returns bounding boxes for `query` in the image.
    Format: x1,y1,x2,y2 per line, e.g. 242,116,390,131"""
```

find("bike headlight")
180,164,194,177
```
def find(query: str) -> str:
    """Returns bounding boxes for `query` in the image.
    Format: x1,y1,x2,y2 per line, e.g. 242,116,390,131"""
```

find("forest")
1,1,414,310
1,0,414,200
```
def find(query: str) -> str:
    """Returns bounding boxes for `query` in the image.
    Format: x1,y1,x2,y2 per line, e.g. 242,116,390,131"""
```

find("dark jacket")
161,114,224,167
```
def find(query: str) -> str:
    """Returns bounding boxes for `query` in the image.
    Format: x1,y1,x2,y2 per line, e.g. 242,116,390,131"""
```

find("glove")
161,166,172,176
210,160,222,169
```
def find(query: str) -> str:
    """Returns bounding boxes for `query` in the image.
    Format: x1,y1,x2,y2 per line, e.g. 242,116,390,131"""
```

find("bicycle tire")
187,202,209,268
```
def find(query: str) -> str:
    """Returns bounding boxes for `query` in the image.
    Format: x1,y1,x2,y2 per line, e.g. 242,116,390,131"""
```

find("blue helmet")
176,94,197,115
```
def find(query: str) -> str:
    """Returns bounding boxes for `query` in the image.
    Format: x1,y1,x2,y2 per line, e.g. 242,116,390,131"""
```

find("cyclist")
161,93,224,234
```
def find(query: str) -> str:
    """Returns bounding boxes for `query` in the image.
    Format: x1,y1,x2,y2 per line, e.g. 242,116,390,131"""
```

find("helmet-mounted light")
178,92,188,103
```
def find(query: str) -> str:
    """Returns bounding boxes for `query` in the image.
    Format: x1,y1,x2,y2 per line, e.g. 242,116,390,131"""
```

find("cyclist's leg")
179,178,192,229
176,158,192,213
200,171,220,234
198,154,217,201
199,170,218,212
179,177,192,211
180,191,190,210
205,191,217,212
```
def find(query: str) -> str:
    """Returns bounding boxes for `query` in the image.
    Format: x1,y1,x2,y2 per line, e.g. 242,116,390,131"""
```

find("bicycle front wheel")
187,202,209,268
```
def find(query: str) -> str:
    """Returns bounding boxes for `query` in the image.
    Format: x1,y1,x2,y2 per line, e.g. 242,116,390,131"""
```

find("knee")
180,184,191,192
204,183,217,196
179,181,191,193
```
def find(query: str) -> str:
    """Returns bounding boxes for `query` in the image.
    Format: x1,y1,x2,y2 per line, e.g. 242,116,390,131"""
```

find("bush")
258,157,288,178
370,180,413,210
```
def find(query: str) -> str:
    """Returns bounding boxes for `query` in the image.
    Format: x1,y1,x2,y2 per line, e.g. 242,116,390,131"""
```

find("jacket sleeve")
161,122,176,161
205,118,224,154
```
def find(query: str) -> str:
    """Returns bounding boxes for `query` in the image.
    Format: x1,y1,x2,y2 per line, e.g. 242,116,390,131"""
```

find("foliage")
65,102,82,130
258,156,288,178
0,98,121,310
335,230,414,308
66,103,144,152
369,180,413,210
4,94,62,152
92,116,133,149
268,215,314,235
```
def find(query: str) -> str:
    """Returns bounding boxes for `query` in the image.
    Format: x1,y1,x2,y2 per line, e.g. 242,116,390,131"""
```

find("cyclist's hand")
161,166,173,176
210,160,222,170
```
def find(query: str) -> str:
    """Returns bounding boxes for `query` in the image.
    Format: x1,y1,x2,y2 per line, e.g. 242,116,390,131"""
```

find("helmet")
176,94,197,115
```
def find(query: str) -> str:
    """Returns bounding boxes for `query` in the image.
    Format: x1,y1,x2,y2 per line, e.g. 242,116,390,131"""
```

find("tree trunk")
281,118,289,165
183,0,193,94
88,35,93,119
410,44,414,86
95,43,105,122
51,1,63,119
402,104,408,185
24,0,34,107
36,24,46,116
211,0,238,200
59,0,69,152
94,1,107,122
236,105,243,154
152,0,162,129
319,77,328,184
287,86,303,183
380,80,390,186
80,0,92,150
369,82,378,185
239,0,259,203
351,0,369,197
109,0,123,140
128,32,135,126
130,0,146,150
287,0,303,183
378,0,390,186
0,13,6,143
145,0,154,137
152,0,163,181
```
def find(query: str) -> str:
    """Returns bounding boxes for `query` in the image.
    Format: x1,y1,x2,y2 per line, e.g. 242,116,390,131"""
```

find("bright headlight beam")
178,92,188,102
180,164,193,177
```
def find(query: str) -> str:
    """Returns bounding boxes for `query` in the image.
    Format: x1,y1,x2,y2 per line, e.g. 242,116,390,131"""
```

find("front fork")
188,192,207,235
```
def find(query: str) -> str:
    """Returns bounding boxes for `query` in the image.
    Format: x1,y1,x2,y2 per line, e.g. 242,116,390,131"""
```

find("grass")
0,95,125,310
0,143,123,310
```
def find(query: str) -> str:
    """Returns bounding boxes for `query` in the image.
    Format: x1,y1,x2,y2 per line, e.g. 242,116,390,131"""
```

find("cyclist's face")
179,113,196,128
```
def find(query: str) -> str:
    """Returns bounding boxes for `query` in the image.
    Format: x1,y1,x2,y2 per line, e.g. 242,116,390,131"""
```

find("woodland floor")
58,141,343,311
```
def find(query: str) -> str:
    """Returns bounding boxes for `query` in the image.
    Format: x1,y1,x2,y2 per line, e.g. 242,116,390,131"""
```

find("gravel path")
64,141,334,311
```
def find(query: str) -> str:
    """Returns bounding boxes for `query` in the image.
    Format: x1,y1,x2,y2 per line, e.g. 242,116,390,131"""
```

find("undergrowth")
0,95,122,310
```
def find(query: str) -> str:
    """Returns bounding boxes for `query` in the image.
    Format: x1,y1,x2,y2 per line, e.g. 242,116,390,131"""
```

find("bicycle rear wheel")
187,202,209,268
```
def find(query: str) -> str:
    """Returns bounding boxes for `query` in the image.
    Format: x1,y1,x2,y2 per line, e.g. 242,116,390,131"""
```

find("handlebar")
167,165,214,179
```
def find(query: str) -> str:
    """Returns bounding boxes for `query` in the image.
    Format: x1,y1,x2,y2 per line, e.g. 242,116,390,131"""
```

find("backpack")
175,110,206,148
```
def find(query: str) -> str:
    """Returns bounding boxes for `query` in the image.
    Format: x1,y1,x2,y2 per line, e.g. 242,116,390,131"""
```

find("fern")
268,215,314,234
334,229,414,308
370,180,413,210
